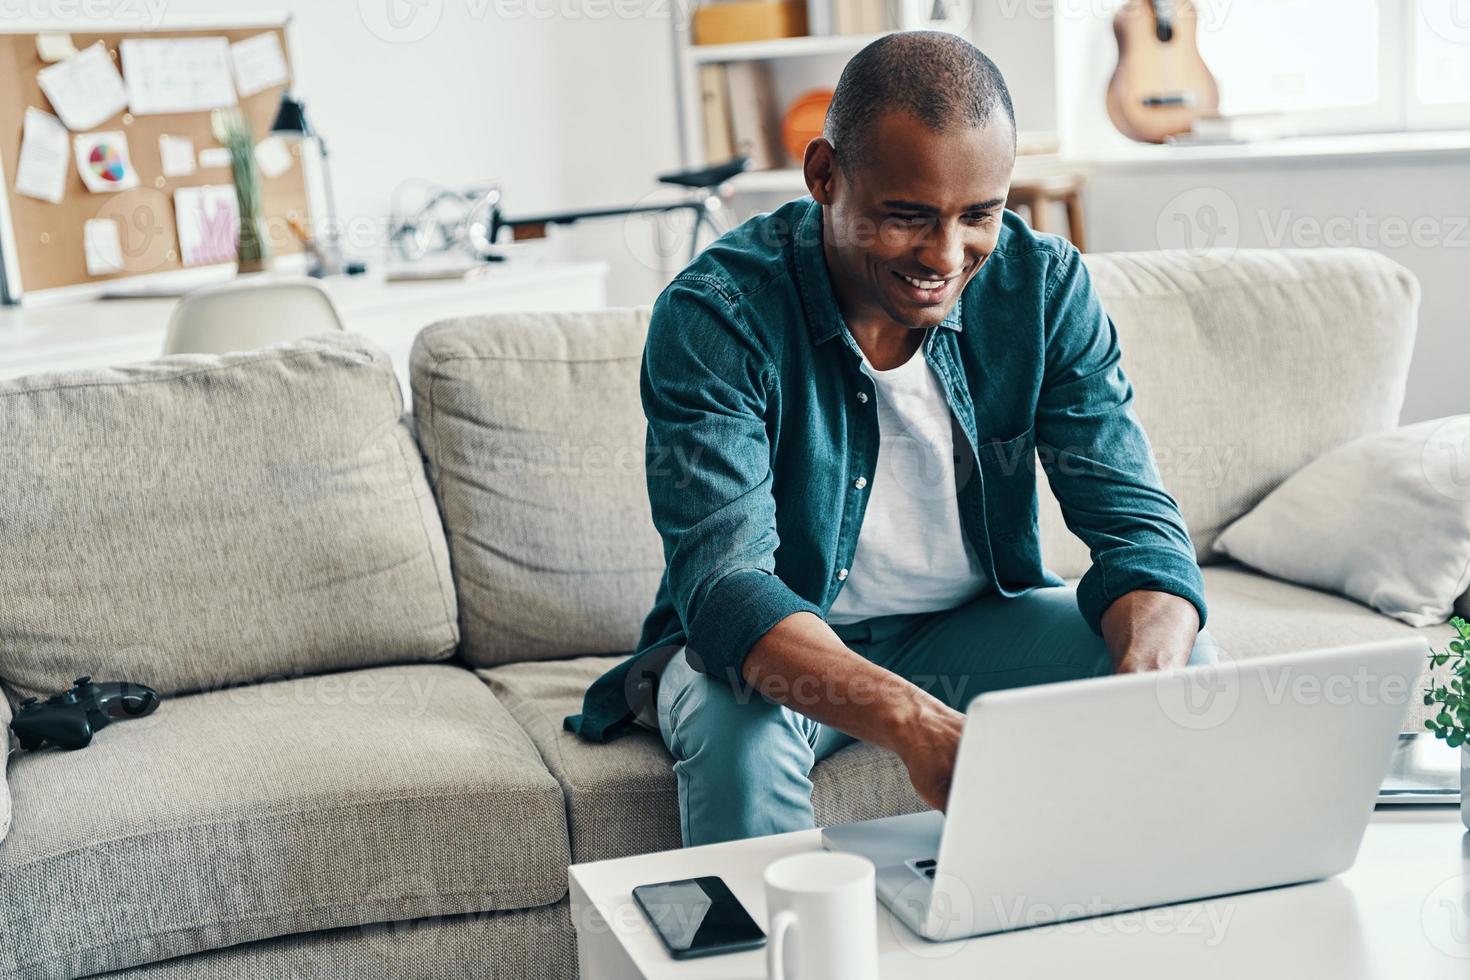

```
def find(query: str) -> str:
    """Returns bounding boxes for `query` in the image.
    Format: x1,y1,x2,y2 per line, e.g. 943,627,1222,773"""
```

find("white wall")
1084,153,1469,425
18,4,1461,423
15,1,574,258
537,6,686,306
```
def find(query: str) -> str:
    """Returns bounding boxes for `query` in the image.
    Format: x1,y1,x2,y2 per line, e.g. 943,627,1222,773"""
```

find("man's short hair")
824,31,1015,172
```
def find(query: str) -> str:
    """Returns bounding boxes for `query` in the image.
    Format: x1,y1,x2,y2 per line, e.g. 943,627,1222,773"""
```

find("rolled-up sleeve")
1034,247,1208,634
644,278,822,683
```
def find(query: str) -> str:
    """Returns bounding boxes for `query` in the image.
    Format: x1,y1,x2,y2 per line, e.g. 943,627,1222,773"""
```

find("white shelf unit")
682,31,889,65
722,150,1090,196
673,27,901,178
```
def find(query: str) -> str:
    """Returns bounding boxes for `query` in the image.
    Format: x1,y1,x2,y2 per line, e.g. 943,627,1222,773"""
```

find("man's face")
812,109,1016,331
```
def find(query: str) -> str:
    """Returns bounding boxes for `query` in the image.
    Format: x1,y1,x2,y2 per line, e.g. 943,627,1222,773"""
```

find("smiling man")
565,31,1216,846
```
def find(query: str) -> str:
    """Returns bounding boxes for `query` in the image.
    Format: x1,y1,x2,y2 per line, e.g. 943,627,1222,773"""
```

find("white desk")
570,807,1469,980
0,261,609,391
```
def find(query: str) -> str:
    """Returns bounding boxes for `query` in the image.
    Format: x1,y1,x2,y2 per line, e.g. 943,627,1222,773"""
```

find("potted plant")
211,108,271,274
1423,615,1470,829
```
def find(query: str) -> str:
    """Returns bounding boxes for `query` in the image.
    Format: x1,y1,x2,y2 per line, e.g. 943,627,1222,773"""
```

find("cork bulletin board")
0,21,311,302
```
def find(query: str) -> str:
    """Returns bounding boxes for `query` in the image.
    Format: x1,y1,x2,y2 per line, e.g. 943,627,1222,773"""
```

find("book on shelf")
833,0,888,34
1184,113,1301,143
698,64,735,162
806,0,834,34
724,60,783,169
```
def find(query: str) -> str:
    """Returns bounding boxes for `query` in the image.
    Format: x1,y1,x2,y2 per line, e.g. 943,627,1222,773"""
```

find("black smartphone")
632,875,766,960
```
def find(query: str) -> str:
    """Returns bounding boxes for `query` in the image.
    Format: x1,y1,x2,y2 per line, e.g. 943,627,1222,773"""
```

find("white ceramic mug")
763,852,879,980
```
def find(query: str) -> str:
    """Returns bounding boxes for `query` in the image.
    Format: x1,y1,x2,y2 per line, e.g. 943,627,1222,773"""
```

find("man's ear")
803,138,838,205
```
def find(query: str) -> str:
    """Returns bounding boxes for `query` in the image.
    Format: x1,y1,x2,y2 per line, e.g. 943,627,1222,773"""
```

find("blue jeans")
656,585,1219,847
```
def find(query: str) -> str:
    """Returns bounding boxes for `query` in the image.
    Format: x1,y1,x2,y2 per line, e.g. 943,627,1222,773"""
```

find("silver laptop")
822,639,1427,941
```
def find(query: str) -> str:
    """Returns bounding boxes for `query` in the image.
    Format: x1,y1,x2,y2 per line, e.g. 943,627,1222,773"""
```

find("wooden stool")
1006,172,1088,251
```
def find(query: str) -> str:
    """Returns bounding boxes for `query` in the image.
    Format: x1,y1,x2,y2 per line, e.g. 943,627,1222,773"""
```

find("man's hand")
742,611,965,812
892,700,966,812
1100,589,1200,673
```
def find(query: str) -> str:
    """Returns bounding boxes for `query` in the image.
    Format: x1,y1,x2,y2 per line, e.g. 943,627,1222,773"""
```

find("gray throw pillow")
1214,416,1470,627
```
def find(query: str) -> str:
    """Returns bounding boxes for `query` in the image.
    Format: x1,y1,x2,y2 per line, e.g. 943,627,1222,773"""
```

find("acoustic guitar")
1106,0,1220,143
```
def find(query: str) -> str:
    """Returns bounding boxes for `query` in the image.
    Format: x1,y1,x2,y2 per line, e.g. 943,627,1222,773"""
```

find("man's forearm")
738,611,945,755
1100,589,1201,673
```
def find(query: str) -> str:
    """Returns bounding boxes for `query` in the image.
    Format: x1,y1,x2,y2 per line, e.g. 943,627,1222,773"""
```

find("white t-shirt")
827,331,990,625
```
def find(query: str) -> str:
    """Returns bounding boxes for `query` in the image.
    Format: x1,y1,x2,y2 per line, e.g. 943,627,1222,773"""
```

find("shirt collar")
793,197,964,346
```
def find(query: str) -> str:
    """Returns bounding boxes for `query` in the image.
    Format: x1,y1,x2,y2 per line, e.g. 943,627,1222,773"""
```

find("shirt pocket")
975,425,1044,580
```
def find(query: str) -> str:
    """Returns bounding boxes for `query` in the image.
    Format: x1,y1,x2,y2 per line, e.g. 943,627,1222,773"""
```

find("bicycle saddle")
656,156,750,189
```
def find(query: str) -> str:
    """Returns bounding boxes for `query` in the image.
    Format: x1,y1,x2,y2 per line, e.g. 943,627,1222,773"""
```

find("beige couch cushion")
497,565,1443,870
0,664,569,980
0,336,459,701
478,657,926,863
1040,249,1420,577
411,312,665,668
100,902,575,980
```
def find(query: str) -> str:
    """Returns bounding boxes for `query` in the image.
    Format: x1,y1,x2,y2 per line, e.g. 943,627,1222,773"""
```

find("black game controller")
10,677,162,752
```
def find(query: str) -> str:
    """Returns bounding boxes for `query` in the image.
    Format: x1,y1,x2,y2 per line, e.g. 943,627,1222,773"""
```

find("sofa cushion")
99,901,575,980
411,311,665,668
0,336,459,701
0,663,569,980
477,656,925,863
1038,249,1420,577
481,564,1447,869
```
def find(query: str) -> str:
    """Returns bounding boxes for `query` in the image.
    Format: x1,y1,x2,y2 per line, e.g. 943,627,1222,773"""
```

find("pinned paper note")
74,131,140,193
83,218,125,274
254,137,293,179
158,135,197,177
230,33,289,96
198,146,232,169
36,33,79,64
121,37,237,115
174,184,239,266
37,42,129,131
15,108,70,203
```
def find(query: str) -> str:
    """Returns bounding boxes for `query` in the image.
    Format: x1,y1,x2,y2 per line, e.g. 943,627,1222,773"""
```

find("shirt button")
856,391,869,403
837,568,849,581
853,476,867,490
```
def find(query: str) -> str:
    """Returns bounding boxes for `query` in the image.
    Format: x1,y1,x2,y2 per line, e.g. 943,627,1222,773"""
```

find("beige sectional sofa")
0,248,1457,979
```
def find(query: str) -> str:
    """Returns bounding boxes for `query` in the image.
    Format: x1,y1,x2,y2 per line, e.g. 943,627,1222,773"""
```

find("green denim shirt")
564,197,1206,743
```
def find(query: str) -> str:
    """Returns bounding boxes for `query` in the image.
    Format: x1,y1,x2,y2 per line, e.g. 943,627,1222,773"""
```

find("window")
1193,0,1470,134
1197,0,1382,118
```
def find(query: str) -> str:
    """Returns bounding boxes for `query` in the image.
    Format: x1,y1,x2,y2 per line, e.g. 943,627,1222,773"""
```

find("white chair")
161,278,346,356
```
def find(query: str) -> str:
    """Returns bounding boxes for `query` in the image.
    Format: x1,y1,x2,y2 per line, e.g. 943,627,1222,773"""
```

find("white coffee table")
569,807,1469,979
